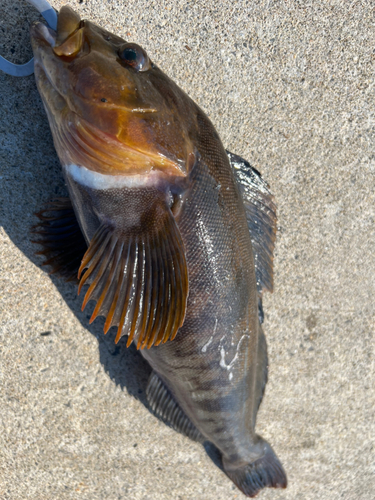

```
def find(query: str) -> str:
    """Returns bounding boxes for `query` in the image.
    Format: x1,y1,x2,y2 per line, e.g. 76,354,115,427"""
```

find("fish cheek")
141,115,191,166
70,70,120,135
72,58,147,108
117,116,159,155
76,99,120,136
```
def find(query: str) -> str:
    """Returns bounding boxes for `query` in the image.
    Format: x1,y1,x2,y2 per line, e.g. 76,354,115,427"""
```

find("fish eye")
118,43,150,72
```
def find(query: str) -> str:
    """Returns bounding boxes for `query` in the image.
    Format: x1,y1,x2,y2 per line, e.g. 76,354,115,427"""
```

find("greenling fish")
30,5,286,497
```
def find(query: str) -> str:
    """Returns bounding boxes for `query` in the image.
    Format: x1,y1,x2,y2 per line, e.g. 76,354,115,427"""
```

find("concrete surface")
0,0,374,499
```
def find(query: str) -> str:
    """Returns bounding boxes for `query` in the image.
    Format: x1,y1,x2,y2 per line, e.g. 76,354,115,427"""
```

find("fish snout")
54,6,81,47
30,22,57,50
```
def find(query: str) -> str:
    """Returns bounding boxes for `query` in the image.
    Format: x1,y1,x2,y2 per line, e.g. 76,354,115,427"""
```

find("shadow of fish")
30,6,286,497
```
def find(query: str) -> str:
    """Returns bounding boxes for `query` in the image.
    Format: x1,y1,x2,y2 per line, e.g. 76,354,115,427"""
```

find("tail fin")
222,437,287,498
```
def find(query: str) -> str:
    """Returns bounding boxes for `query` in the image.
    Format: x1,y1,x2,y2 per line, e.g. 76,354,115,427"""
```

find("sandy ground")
0,1,374,499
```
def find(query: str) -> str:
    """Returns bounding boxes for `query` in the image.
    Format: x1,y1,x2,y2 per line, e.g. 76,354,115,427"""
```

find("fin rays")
78,216,188,349
223,438,287,497
31,197,87,282
226,151,277,293
146,371,204,442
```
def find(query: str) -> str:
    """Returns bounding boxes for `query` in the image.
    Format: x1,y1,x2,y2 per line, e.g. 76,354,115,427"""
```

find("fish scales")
142,113,258,440
30,5,286,497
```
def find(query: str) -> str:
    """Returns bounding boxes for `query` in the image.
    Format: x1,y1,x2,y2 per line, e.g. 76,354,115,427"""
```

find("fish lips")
30,22,69,125
30,21,61,98
30,21,57,51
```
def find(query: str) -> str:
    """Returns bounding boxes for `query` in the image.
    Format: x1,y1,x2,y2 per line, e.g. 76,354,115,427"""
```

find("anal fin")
31,197,87,282
146,371,204,443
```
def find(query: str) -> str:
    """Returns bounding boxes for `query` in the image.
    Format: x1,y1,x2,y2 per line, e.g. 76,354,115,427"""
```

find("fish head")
30,5,197,179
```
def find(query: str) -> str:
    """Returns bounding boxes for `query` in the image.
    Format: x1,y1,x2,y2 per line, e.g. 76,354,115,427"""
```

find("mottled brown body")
30,6,286,497
142,109,261,457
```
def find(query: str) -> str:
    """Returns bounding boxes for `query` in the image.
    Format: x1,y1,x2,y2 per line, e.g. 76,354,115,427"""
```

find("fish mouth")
30,22,57,82
31,21,57,49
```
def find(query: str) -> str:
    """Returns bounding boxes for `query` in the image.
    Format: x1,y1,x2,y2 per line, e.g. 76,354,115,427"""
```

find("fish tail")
222,436,287,498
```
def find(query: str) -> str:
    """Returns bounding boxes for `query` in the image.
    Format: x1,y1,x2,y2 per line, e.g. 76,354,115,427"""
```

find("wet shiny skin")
30,6,285,497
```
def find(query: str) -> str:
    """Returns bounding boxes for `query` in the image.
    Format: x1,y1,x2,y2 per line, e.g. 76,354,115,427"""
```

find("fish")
30,6,287,497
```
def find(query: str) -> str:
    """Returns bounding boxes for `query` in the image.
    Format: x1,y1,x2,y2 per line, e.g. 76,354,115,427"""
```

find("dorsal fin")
146,371,204,442
227,151,277,293
77,197,188,350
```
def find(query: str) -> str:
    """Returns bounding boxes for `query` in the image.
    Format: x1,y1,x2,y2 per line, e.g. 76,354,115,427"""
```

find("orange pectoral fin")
78,202,188,349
